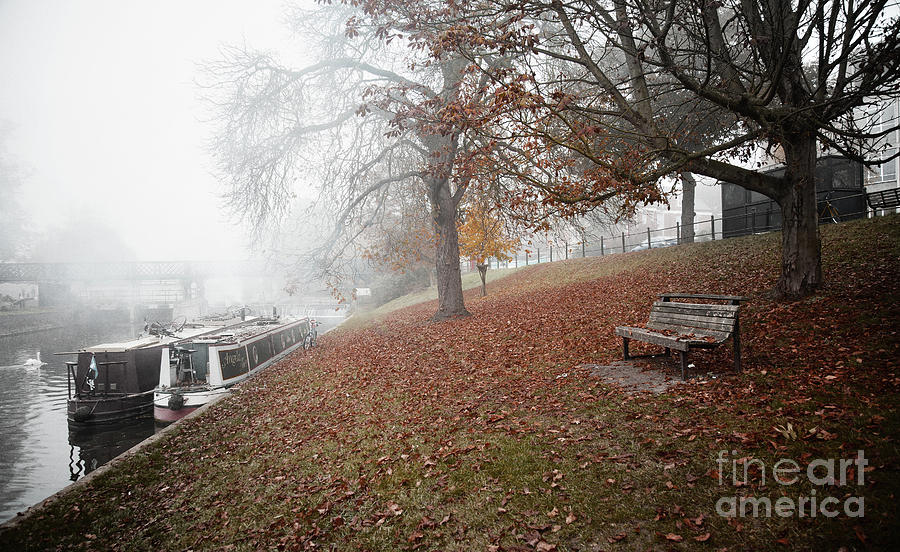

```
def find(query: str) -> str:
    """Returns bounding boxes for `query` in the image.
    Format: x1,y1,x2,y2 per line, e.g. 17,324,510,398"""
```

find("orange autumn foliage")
458,196,517,265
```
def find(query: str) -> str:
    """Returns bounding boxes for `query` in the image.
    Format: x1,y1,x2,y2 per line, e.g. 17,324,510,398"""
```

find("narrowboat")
153,317,310,423
64,318,247,425
65,335,182,424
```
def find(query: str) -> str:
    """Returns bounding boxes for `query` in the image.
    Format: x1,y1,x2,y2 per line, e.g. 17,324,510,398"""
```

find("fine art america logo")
715,450,867,518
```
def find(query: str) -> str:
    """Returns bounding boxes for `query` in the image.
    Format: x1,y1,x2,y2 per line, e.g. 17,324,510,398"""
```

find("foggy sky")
0,0,299,262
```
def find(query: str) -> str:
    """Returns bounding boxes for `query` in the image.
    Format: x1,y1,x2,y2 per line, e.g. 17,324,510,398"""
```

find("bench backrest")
648,301,739,341
867,188,900,210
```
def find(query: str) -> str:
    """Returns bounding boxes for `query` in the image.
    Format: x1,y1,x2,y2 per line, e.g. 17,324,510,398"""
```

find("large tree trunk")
427,56,470,320
775,133,822,299
680,172,696,243
431,178,470,320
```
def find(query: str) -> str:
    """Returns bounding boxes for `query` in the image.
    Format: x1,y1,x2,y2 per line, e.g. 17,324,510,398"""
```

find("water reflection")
67,417,156,482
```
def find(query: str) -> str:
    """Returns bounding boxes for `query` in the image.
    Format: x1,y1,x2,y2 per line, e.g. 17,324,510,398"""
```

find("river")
0,316,152,523
0,310,344,523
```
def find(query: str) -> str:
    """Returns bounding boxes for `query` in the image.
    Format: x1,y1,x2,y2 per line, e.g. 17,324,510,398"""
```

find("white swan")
23,351,47,368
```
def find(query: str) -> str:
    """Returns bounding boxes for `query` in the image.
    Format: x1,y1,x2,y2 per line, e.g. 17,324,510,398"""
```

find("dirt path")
581,359,680,394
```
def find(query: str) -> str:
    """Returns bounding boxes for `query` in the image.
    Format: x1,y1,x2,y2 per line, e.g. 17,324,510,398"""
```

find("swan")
23,352,47,368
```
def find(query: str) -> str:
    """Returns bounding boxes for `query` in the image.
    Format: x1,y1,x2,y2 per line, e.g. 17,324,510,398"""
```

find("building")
716,97,900,237
864,97,899,197
628,179,720,242
720,155,867,238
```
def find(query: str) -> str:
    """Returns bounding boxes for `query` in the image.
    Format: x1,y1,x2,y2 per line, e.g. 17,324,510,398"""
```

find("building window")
866,100,899,186
867,156,897,185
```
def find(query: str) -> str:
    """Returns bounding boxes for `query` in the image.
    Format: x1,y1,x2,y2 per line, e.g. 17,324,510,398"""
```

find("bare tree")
460,0,900,298
0,123,27,261
205,2,500,319
360,180,436,283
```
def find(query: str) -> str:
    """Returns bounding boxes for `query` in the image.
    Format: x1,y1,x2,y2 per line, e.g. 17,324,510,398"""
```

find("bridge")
0,261,263,282
0,261,344,318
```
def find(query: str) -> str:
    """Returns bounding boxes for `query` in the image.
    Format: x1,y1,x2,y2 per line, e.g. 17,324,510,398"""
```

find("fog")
0,0,300,263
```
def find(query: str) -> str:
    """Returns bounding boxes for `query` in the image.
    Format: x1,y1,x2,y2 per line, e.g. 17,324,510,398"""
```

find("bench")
867,188,900,212
615,294,744,379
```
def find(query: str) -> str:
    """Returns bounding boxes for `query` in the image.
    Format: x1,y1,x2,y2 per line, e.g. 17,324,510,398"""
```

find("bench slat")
650,313,735,332
658,293,744,302
649,312,736,331
647,322,730,341
615,326,691,351
652,301,738,316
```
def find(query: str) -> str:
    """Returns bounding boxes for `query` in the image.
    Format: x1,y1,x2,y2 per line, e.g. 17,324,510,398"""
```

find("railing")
462,189,896,272
67,360,128,399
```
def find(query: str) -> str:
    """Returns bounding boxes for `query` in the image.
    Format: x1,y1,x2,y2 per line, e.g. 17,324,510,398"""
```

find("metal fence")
461,190,896,273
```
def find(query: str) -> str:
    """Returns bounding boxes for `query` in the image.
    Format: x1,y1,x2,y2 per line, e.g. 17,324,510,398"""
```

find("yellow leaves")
458,194,517,263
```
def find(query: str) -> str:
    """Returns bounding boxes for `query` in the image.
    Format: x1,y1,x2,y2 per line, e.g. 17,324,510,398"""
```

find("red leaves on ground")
3,218,898,551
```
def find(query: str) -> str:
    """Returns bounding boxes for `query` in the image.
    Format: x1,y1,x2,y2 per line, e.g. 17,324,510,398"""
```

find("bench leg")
664,347,670,356
733,318,742,372
678,351,689,380
623,337,630,360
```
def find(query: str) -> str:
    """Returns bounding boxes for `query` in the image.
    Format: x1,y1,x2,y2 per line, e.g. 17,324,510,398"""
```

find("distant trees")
360,183,437,296
29,218,137,263
361,188,436,277
0,124,26,261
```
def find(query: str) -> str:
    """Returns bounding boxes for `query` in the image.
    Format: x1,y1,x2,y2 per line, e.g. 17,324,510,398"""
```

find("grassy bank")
344,266,520,329
2,216,898,551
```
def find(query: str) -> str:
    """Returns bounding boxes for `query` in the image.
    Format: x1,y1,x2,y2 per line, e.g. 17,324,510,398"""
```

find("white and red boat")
153,317,310,423
64,320,227,425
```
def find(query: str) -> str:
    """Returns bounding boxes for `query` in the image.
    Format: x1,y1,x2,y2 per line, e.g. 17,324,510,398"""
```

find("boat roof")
81,324,243,353
185,317,305,344
84,336,164,353
74,317,306,352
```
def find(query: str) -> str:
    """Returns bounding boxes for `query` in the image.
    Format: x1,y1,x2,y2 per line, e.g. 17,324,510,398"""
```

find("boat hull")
67,393,154,425
152,404,199,423
153,387,229,423
66,345,165,425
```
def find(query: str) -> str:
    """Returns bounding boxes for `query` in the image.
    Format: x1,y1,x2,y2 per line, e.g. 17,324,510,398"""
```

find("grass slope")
344,267,520,329
2,216,899,551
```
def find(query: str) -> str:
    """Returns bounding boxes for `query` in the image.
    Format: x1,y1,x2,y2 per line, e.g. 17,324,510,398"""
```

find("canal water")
0,316,154,523
0,310,345,523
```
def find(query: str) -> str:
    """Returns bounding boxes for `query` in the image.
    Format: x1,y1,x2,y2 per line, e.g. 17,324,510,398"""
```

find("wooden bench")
615,294,744,379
